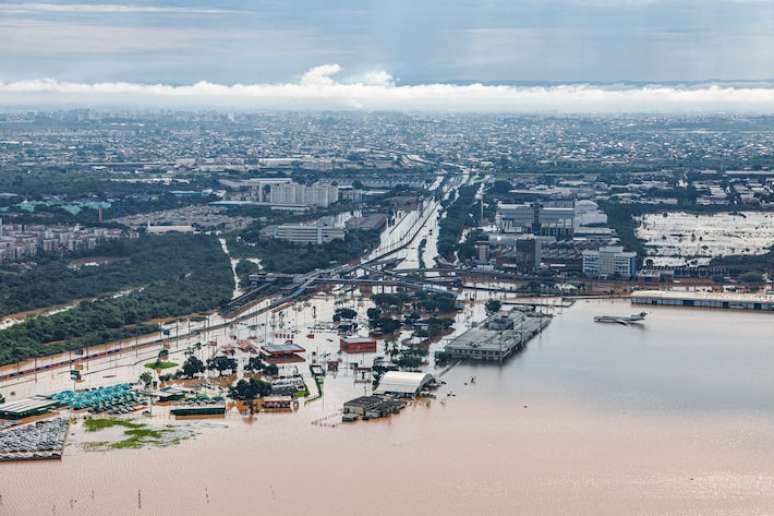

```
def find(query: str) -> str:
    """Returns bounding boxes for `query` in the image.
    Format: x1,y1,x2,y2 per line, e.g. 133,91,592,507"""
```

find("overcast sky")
2,0,774,111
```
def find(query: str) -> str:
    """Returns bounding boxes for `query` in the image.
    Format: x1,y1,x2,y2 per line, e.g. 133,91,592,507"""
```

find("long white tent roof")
374,371,433,395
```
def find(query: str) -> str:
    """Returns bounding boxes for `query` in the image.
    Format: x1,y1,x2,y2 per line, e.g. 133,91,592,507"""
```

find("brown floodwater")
3,298,774,515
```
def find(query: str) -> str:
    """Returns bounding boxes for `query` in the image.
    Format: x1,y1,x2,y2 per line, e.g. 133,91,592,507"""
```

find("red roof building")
340,336,377,354
260,343,306,364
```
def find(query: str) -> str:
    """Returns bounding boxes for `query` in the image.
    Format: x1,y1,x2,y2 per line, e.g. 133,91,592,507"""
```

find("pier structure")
438,309,551,362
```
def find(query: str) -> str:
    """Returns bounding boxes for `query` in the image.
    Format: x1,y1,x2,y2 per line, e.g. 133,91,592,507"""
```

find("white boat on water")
593,312,648,325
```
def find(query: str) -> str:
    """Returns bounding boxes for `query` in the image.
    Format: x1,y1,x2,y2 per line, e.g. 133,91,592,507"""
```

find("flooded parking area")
637,211,774,266
0,417,68,461
3,297,774,515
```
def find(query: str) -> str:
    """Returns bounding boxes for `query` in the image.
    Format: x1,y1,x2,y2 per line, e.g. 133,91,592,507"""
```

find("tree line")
437,185,480,262
0,234,233,365
0,233,223,317
241,229,381,275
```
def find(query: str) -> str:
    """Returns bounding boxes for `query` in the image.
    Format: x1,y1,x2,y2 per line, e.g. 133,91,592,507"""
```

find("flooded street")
3,298,774,515
637,211,774,266
218,237,243,299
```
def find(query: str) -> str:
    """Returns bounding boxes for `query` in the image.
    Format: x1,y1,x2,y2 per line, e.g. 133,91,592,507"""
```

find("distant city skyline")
2,0,774,111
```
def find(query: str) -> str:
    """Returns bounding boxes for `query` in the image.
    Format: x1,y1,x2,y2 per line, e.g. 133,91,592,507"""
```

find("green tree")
396,354,422,370
404,312,421,325
207,356,237,376
485,299,502,314
235,259,261,284
434,295,456,313
490,180,514,195
377,317,402,334
334,308,358,321
181,356,205,378
739,272,765,285
229,378,272,400
246,357,264,372
139,371,154,388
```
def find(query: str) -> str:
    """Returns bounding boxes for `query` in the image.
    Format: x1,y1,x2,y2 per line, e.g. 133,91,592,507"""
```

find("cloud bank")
3,65,774,113
0,3,235,14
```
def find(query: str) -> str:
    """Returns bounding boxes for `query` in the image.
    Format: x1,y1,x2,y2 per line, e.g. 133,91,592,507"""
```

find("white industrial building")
260,216,346,244
220,178,292,202
373,371,434,397
574,200,608,227
269,182,339,208
631,290,774,312
221,179,338,208
495,202,575,237
582,246,637,278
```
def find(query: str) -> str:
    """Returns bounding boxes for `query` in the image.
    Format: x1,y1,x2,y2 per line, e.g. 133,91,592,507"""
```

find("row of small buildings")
0,219,128,263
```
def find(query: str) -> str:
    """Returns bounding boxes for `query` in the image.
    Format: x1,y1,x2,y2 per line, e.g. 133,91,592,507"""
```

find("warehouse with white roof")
373,371,434,397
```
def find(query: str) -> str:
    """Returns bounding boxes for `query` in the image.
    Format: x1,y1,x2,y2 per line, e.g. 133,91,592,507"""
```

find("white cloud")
300,64,343,86
0,3,236,14
361,71,394,87
3,65,774,113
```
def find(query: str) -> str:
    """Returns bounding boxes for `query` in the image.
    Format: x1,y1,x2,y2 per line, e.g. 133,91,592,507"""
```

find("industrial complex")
438,309,552,362
342,372,437,423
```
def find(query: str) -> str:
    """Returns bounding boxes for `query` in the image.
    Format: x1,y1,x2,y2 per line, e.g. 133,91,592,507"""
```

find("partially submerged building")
631,290,774,312
373,371,435,397
340,336,378,354
262,396,295,410
438,309,551,362
342,395,406,422
260,343,306,364
0,397,59,420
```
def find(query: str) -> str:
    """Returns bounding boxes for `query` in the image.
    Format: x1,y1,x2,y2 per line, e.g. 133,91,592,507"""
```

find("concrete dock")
438,309,552,362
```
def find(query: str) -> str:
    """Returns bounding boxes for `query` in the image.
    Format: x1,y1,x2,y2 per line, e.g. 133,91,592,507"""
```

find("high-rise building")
489,234,543,272
582,246,637,278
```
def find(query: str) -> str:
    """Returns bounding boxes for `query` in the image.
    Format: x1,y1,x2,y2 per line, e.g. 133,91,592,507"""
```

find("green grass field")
83,417,173,449
144,361,178,370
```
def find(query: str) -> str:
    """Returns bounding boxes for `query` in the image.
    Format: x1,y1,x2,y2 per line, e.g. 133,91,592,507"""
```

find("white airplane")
593,312,648,325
